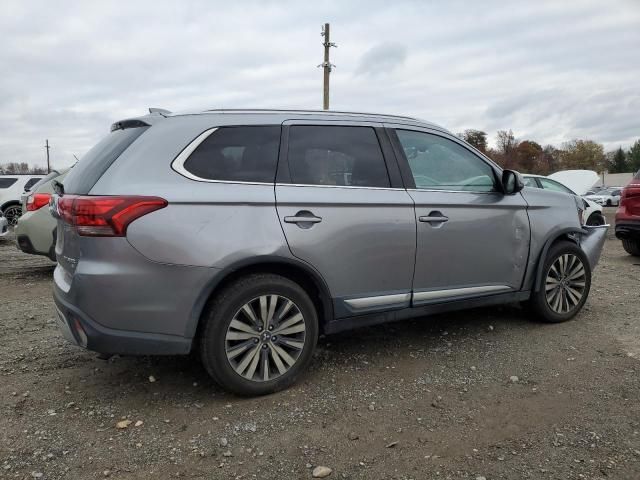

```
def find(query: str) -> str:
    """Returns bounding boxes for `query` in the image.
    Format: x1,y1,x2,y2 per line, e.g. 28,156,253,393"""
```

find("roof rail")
200,108,422,122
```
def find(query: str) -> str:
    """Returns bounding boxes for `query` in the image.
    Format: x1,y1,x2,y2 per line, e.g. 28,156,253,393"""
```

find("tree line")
0,162,48,175
458,130,640,175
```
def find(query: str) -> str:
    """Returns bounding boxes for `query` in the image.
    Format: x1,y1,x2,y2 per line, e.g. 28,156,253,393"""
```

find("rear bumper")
615,222,640,241
579,225,608,270
53,287,192,355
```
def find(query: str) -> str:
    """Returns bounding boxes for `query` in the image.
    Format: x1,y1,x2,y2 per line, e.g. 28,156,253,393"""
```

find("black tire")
606,199,612,207
585,212,606,226
622,239,640,257
199,273,318,396
2,203,22,226
529,241,591,323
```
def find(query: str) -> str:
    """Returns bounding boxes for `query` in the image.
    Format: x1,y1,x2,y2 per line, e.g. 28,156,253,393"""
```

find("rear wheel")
585,212,605,226
622,239,640,256
199,273,318,396
2,203,22,226
529,241,591,323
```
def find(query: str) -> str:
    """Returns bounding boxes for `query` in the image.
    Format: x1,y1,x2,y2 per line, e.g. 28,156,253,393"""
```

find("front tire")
622,239,640,257
199,274,318,396
529,241,591,323
2,203,22,226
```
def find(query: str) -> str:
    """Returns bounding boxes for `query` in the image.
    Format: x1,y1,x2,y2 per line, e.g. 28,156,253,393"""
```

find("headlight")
574,195,585,225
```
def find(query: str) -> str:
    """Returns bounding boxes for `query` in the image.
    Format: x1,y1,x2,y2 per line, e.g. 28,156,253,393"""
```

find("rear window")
62,126,149,194
182,126,281,183
27,171,60,192
0,178,18,189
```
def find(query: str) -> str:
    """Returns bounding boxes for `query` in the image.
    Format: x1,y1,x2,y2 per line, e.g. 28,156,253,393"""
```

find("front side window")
539,178,574,194
183,126,281,183
395,130,496,192
0,178,18,189
287,126,390,188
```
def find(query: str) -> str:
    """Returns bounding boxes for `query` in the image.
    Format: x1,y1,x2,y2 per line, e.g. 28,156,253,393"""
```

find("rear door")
275,121,416,318
387,125,530,304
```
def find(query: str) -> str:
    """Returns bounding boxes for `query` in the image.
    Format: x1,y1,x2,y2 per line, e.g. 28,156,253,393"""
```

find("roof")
164,108,449,133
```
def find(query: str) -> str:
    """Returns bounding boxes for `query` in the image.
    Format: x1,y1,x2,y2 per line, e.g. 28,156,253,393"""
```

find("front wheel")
529,241,591,323
199,273,319,396
622,239,640,256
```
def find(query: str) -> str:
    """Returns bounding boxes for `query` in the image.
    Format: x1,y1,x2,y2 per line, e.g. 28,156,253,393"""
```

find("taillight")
57,195,167,237
26,193,52,211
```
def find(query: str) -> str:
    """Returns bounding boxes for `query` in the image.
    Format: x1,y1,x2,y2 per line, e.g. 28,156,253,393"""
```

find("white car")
523,171,606,226
0,174,45,226
585,187,623,207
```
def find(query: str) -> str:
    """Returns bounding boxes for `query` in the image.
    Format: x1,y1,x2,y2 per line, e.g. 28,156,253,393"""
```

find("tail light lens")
26,193,52,211
57,195,167,237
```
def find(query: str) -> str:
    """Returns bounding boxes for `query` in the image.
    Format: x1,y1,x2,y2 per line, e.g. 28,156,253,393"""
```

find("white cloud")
1,0,639,169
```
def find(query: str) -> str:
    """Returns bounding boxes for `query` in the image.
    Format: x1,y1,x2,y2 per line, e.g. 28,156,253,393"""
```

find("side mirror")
502,170,524,195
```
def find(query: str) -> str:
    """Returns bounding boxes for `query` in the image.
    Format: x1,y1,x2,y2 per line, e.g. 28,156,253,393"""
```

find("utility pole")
45,139,51,173
319,23,336,110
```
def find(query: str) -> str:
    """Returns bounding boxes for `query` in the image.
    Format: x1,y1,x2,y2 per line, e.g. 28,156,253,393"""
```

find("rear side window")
24,178,42,191
287,126,390,188
523,177,539,188
182,126,281,183
62,126,149,194
0,178,18,189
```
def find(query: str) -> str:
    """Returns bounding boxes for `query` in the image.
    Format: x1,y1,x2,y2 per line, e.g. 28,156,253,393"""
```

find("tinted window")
26,171,60,192
183,126,281,183
63,126,149,194
0,178,18,189
396,130,496,192
24,177,42,191
539,178,574,194
288,126,390,187
523,177,539,188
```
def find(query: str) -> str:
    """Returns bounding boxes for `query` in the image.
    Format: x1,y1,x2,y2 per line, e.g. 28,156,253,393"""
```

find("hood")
548,170,599,196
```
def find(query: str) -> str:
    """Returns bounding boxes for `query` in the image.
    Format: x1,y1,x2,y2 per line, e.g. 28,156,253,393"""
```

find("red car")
615,170,640,256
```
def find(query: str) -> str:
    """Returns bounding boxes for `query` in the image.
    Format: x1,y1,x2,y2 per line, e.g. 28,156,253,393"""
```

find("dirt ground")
1,208,639,480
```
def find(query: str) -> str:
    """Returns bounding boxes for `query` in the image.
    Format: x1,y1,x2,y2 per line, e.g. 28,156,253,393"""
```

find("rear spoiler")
110,108,170,132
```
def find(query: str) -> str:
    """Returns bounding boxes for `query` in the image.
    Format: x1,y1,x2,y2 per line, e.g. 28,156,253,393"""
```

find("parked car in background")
0,211,8,237
0,174,45,226
522,171,605,226
615,171,640,256
50,109,607,395
585,187,623,206
15,170,69,261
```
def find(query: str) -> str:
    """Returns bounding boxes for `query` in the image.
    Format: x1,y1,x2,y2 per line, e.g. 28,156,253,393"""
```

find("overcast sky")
2,0,639,169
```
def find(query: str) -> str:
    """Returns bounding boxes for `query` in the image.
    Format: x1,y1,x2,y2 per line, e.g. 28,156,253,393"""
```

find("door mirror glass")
502,170,524,195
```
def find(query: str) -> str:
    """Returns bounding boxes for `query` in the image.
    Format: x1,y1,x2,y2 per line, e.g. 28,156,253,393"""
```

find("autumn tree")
560,140,605,172
495,130,518,169
514,140,543,173
461,129,488,152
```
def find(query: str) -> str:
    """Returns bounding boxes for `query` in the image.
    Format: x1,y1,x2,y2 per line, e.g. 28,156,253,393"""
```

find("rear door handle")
419,211,449,225
284,211,322,226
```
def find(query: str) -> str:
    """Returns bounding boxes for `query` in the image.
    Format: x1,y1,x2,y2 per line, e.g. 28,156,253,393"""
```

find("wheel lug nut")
272,336,277,341
253,338,259,344
262,344,268,349
268,325,273,331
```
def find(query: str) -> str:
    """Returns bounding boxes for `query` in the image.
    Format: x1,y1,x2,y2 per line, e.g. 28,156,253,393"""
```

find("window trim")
386,125,503,194
278,121,401,190
170,126,281,185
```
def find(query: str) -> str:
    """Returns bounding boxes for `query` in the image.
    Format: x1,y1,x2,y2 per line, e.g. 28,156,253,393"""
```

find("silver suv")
52,109,607,395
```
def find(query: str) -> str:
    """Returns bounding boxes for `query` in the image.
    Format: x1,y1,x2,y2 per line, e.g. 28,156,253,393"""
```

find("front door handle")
284,211,322,227
419,211,449,225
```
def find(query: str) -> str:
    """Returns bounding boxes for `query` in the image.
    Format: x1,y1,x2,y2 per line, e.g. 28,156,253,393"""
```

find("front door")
388,126,530,305
275,122,416,318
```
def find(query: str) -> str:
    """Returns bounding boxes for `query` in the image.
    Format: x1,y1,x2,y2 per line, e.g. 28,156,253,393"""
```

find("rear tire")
622,239,640,257
585,212,605,226
2,203,22,227
199,273,318,396
529,241,591,323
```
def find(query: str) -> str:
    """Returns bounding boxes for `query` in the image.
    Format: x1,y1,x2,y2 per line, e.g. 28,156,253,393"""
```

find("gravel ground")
1,208,639,480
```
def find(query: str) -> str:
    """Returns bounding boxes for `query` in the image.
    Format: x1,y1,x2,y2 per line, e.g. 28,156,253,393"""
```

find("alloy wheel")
3,205,22,226
224,295,307,382
545,253,587,314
